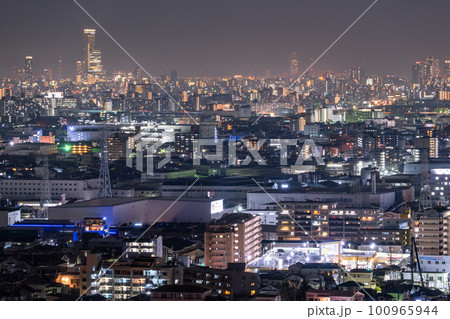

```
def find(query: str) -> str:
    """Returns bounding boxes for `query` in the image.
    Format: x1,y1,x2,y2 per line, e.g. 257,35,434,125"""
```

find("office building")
24,56,33,84
289,52,299,77
84,29,103,79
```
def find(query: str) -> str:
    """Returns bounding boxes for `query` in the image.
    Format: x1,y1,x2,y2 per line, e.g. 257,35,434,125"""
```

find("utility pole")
410,237,424,287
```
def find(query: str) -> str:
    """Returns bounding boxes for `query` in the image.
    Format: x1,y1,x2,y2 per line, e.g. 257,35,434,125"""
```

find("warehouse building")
48,197,223,225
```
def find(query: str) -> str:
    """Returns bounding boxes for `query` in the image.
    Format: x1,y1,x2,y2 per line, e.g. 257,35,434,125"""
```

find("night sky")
1,0,449,78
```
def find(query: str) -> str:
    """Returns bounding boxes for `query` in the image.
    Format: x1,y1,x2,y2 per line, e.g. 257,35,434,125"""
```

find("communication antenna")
97,129,112,198
40,155,51,219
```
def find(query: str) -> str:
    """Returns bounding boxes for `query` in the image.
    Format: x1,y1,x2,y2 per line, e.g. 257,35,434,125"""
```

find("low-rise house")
150,285,211,301
255,284,282,301
402,271,449,292
305,289,364,301
344,269,376,289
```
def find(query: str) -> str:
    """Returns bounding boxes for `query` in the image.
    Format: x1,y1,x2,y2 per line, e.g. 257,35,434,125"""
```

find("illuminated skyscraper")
134,67,143,83
24,56,33,84
423,56,439,83
412,61,423,84
181,90,188,102
76,60,83,83
444,60,450,79
43,68,52,87
349,66,364,83
170,70,178,82
84,28,103,79
289,52,299,77
58,59,63,81
84,29,95,73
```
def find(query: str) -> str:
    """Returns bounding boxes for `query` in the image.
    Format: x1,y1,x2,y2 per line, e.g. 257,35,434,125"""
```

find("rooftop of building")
53,196,216,208
306,289,361,297
151,284,210,293
348,268,372,273
162,177,261,187
249,185,412,195
163,237,197,251
208,213,256,226
296,262,341,269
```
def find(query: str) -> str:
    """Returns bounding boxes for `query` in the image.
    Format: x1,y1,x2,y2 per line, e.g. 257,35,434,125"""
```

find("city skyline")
3,0,450,305
2,0,450,78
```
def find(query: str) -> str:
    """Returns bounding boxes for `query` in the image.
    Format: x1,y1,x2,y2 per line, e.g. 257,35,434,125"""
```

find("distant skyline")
1,0,450,78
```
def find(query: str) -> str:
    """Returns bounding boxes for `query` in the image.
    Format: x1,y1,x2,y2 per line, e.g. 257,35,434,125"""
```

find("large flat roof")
56,197,216,208
249,185,411,195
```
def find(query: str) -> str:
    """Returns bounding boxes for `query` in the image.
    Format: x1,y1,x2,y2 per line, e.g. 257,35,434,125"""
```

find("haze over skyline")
1,0,450,78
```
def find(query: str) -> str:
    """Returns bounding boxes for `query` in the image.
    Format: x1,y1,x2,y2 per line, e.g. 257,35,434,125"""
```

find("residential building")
150,285,211,301
204,213,262,269
183,264,259,298
305,289,364,301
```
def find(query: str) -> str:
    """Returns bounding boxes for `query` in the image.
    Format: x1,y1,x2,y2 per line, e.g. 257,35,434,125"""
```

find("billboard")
211,199,224,214
399,222,409,230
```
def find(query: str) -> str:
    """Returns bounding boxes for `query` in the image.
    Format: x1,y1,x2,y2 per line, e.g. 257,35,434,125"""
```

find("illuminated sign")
431,169,450,175
211,199,223,214
399,222,409,230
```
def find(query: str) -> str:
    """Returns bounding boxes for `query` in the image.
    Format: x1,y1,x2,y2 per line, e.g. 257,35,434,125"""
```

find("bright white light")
370,243,376,249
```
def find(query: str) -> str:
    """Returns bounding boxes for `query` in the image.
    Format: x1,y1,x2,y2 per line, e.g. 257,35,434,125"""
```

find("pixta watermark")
126,137,325,175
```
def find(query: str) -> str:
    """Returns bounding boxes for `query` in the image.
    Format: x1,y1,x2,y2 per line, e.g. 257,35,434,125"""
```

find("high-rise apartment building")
204,213,262,269
76,60,83,83
134,67,143,83
276,201,381,241
412,61,423,84
425,56,440,80
415,137,439,158
412,57,439,85
413,210,450,256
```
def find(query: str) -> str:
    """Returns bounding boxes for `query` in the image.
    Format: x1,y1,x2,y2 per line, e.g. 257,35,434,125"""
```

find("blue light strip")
11,224,76,228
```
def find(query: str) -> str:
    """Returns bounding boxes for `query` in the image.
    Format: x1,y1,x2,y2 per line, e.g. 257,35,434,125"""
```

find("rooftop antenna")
97,129,112,198
39,155,51,218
